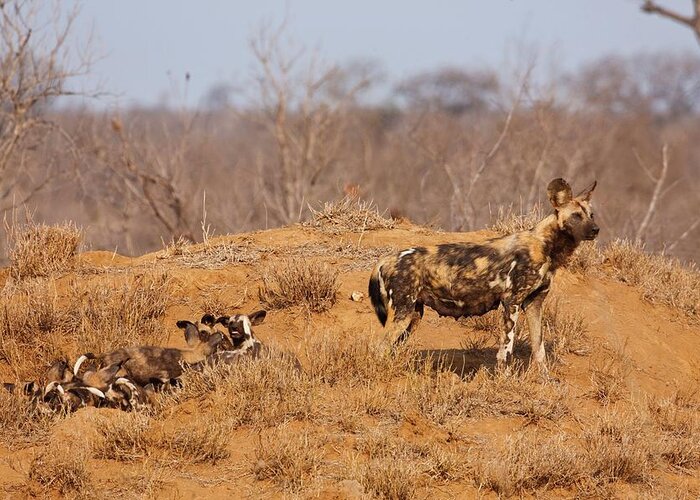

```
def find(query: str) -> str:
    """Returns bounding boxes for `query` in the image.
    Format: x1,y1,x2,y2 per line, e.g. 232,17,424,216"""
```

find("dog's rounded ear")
215,316,229,327
575,180,597,202
248,310,267,326
547,178,573,209
201,314,216,326
178,321,200,346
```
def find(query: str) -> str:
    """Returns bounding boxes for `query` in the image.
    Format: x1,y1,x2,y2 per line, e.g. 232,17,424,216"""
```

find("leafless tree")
641,1,700,46
248,21,374,224
0,0,96,210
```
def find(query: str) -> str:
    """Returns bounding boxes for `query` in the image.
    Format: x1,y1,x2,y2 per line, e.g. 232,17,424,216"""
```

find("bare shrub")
568,240,601,273
305,332,412,386
590,349,632,405
603,239,700,317
6,220,82,279
93,413,153,462
259,258,339,313
490,204,544,235
647,394,700,470
583,410,654,485
0,390,57,447
542,299,591,361
252,429,323,492
28,442,92,495
305,195,396,234
171,351,313,427
67,272,172,353
471,432,582,496
165,418,231,464
354,458,421,500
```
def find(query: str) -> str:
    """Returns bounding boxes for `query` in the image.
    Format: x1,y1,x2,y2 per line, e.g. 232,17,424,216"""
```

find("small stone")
350,291,364,302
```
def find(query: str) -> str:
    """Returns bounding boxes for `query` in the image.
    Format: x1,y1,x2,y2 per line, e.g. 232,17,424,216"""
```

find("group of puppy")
2,310,270,413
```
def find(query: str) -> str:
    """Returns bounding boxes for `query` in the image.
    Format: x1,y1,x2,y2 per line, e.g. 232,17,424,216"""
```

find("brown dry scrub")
168,351,313,428
258,258,339,313
163,418,231,464
6,219,82,280
252,429,324,492
93,412,153,462
471,409,655,496
603,239,700,317
28,442,92,496
66,272,172,353
0,272,171,379
305,195,396,234
490,204,544,235
0,390,59,447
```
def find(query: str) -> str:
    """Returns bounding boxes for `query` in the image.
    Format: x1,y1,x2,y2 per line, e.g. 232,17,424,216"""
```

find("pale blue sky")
67,1,698,108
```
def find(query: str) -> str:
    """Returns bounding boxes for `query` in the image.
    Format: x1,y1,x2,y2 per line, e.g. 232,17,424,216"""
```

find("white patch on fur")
504,261,517,290
504,305,520,356
85,387,105,398
115,378,138,392
230,337,258,355
241,316,252,336
73,355,88,376
399,248,415,258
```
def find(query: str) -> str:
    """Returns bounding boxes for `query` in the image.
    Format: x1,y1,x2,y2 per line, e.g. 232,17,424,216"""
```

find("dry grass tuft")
172,242,264,269
603,239,700,317
170,350,312,427
542,299,591,360
568,240,602,273
590,348,632,405
28,442,92,495
287,241,398,271
490,204,544,235
93,412,153,462
584,410,654,485
305,333,413,386
252,429,323,492
305,195,396,234
0,390,58,447
67,272,172,353
647,393,700,470
165,418,231,464
354,458,421,500
472,432,581,495
259,258,339,313
6,219,82,280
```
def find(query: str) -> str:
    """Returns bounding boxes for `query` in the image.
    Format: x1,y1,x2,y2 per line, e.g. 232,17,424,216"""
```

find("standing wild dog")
368,178,598,369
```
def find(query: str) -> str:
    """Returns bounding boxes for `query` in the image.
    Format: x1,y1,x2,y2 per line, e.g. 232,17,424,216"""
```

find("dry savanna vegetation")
0,0,699,497
0,206,698,498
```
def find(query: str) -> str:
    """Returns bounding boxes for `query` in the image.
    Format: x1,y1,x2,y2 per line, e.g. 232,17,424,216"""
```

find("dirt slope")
1,222,699,498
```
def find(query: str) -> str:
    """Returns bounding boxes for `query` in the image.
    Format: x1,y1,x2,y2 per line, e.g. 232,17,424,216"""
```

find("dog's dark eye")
572,213,583,220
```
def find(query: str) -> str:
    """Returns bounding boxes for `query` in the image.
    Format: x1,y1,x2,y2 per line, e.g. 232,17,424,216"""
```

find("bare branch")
635,143,670,242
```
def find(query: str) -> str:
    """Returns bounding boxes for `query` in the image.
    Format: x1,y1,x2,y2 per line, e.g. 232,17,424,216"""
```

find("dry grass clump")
171,351,313,427
589,348,632,405
172,242,264,269
603,239,700,317
28,442,92,495
568,240,601,273
351,429,465,498
0,390,58,447
7,219,82,280
490,204,544,235
164,418,231,464
287,241,398,271
407,366,568,425
542,300,591,360
305,332,413,386
647,393,700,470
67,272,172,353
93,412,153,462
354,457,421,500
305,195,396,234
472,432,582,495
584,410,654,485
258,258,339,313
252,429,323,492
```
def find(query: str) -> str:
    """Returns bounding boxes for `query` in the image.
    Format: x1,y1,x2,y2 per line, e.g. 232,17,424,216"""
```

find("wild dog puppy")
369,178,598,369
75,326,224,387
178,314,234,351
215,310,267,358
